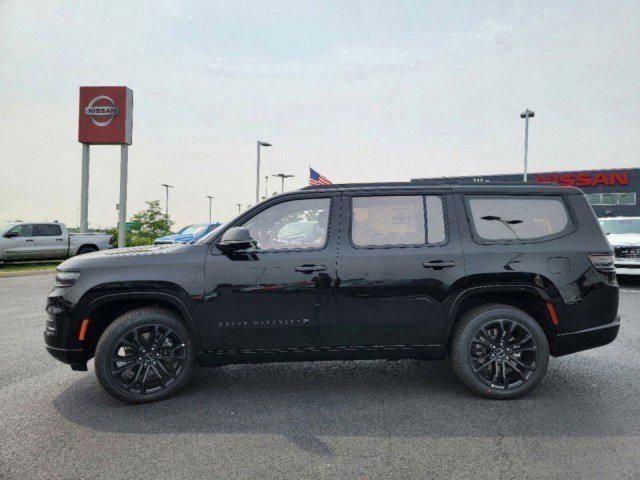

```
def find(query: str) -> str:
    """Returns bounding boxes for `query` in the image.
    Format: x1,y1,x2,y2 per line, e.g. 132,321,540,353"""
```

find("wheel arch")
76,244,99,253
443,285,560,354
81,290,203,356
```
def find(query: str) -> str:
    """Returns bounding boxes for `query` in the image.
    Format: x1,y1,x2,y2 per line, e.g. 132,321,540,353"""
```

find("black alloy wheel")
109,323,188,395
450,303,549,399
95,307,195,403
469,319,538,390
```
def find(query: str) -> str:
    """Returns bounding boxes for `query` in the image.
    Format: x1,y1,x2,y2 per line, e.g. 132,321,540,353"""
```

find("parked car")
1,222,113,262
599,216,640,276
153,223,221,245
45,183,619,403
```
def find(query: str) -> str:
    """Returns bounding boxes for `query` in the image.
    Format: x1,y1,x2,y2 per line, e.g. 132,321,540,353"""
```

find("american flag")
309,167,332,186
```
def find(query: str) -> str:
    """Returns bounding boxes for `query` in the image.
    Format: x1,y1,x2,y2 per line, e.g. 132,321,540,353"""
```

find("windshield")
0,223,15,233
179,224,208,236
599,218,640,235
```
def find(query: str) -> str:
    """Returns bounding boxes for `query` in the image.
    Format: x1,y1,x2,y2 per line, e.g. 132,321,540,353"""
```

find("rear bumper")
554,316,620,356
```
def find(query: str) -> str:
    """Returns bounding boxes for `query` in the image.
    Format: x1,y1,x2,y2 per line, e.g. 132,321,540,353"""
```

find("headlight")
54,271,81,287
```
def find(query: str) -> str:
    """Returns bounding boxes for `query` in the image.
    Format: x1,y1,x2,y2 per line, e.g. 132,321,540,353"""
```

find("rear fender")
442,284,558,345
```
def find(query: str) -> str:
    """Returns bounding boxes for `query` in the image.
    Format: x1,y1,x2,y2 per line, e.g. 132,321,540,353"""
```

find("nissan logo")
84,95,119,127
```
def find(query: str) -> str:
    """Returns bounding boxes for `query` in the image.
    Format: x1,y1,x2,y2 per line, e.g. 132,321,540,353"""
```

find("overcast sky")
1,1,639,228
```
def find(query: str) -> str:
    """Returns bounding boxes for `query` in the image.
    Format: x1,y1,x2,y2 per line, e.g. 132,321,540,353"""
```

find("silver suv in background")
599,217,640,275
0,222,113,262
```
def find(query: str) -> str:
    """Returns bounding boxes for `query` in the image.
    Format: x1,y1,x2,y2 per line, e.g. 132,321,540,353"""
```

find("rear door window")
351,196,425,247
467,195,572,242
35,224,63,236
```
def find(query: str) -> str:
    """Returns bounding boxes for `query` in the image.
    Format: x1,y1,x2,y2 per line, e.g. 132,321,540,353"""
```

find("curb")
0,269,56,279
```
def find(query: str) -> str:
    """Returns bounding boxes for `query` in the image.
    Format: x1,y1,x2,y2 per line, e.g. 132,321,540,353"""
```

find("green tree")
105,200,173,247
127,200,174,246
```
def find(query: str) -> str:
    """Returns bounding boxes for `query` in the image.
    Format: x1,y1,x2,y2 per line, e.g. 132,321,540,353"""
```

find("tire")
94,307,196,404
450,303,549,399
77,245,98,255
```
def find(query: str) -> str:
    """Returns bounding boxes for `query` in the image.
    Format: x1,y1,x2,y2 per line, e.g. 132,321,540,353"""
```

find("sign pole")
80,143,90,232
118,144,128,248
256,141,261,204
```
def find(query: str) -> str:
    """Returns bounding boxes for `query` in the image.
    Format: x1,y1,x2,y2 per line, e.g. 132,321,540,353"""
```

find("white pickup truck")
0,222,113,262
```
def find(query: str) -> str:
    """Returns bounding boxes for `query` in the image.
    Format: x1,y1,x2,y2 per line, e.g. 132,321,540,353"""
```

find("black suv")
45,182,620,403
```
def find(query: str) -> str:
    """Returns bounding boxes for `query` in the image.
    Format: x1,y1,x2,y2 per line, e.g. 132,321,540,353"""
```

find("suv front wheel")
94,307,196,403
450,303,549,399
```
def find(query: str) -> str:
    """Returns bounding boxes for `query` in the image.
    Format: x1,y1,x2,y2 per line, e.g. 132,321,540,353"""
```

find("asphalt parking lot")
0,274,639,480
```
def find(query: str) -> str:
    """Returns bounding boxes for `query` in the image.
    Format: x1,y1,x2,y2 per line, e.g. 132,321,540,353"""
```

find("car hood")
58,243,193,270
606,233,640,247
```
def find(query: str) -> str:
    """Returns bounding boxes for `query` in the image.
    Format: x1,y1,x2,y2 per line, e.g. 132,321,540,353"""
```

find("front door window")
242,198,331,251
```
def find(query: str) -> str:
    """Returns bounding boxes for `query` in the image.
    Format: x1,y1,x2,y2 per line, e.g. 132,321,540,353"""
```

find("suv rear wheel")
450,303,549,399
94,307,196,403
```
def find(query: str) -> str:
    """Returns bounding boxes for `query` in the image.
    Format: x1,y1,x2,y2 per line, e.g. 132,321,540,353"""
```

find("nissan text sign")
534,171,629,187
78,86,133,144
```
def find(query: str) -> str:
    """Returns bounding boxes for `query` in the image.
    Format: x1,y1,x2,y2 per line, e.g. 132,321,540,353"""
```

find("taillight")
588,253,615,271
109,236,115,245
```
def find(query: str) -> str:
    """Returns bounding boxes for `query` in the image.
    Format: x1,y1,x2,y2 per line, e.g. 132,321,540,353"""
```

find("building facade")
412,168,640,218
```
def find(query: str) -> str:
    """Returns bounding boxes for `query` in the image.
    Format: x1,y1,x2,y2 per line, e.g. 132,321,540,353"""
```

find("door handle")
26,239,34,243
295,264,327,273
423,260,456,270
55,238,64,241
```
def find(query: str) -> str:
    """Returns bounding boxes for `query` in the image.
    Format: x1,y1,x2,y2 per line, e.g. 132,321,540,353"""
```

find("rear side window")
425,196,446,244
35,224,62,237
467,195,572,241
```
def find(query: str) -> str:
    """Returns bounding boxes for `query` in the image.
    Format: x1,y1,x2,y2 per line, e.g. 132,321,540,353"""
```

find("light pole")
272,173,295,193
520,108,535,182
256,141,272,203
206,195,215,222
161,184,174,219
264,175,270,199
236,203,243,214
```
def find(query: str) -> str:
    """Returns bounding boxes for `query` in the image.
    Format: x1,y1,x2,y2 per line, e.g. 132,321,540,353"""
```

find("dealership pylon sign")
78,86,133,247
79,87,133,144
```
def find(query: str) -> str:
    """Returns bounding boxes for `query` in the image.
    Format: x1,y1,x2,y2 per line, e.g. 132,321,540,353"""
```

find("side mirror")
4,231,18,238
218,227,253,252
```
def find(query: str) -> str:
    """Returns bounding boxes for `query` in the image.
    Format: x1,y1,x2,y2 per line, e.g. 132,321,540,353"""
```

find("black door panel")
202,195,342,350
337,193,465,347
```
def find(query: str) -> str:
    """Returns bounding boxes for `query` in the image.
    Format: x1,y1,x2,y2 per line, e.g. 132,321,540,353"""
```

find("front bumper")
554,316,620,356
44,291,90,370
45,345,88,370
613,258,640,276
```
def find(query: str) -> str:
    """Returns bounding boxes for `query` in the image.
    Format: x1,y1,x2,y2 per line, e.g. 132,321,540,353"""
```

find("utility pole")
520,108,535,182
256,141,273,203
206,195,215,222
161,184,174,219
272,173,295,193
